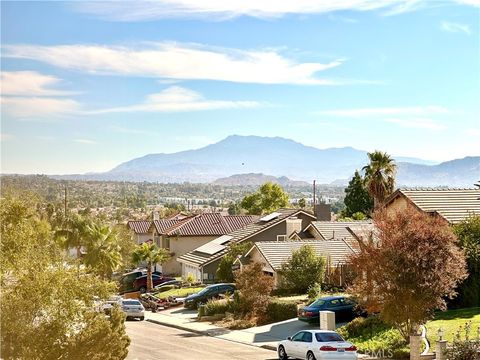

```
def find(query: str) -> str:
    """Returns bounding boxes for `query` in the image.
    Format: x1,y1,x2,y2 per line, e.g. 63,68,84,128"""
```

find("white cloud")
2,42,345,85
72,0,479,21
1,96,80,119
315,106,448,117
1,71,76,96
88,86,262,114
73,139,96,144
441,21,471,35
385,117,446,130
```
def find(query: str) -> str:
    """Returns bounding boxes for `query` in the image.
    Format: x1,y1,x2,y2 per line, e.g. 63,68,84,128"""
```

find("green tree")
362,151,397,209
55,213,91,258
280,245,326,293
349,207,467,341
343,170,373,217
298,198,306,209
240,182,289,215
132,242,170,292
228,202,241,215
84,223,123,279
0,195,130,359
452,215,480,308
216,242,252,282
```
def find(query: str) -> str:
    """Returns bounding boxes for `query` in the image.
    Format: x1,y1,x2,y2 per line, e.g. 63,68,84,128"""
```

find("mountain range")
53,135,479,187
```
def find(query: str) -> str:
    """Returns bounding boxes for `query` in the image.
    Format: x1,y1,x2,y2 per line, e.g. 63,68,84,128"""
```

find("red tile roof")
127,220,152,234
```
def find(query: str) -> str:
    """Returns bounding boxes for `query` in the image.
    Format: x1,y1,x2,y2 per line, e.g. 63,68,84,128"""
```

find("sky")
1,0,479,174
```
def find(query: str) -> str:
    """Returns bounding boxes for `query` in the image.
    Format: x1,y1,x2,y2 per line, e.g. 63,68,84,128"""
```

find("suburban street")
125,320,277,360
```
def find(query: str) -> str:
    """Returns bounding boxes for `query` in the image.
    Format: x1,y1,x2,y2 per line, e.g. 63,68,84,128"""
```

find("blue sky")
1,0,479,174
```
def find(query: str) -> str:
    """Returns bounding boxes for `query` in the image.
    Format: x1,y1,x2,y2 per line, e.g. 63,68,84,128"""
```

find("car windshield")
122,300,141,306
196,287,211,295
315,332,345,342
309,299,325,307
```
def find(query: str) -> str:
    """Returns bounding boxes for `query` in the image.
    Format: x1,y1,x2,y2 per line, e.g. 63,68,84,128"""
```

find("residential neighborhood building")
127,220,154,244
384,188,480,224
244,239,357,287
177,208,317,282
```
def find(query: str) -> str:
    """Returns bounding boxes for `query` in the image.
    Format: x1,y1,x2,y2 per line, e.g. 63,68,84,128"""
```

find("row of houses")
128,188,480,286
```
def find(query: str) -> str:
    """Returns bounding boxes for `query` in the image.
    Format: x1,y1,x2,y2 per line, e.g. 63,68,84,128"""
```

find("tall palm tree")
84,223,122,279
132,243,170,292
362,151,397,209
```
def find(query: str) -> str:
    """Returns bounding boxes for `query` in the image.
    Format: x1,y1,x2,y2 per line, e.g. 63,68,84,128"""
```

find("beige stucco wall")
162,235,217,275
248,247,279,285
385,196,411,214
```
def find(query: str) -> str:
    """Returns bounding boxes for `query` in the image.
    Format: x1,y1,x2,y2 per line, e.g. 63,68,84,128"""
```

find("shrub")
445,340,480,360
204,298,231,316
337,316,408,359
307,282,322,302
265,300,298,323
185,273,195,285
225,318,256,330
280,245,326,293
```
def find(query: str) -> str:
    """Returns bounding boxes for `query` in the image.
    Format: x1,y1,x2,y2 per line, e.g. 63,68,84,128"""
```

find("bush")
445,340,480,360
337,316,408,359
265,300,298,323
307,282,322,302
204,298,231,316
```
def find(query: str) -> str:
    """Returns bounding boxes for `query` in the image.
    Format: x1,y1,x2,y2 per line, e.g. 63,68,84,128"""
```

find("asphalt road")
125,320,278,360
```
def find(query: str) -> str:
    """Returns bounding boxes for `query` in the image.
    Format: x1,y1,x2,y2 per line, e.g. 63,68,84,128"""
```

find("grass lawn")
426,307,480,346
154,287,204,299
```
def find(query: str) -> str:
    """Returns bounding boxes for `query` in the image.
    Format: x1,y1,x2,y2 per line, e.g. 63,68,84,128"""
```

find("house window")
154,235,161,247
163,237,170,250
277,235,287,241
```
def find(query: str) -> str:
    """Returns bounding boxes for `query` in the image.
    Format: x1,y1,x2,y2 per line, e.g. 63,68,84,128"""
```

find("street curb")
145,318,276,352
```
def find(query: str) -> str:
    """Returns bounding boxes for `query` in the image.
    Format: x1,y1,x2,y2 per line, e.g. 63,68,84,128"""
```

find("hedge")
266,300,298,323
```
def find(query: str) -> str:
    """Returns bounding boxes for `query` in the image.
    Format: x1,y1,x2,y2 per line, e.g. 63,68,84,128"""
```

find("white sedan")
277,330,357,360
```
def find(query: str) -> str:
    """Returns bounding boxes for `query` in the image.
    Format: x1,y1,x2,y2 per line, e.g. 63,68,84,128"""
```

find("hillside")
213,173,310,186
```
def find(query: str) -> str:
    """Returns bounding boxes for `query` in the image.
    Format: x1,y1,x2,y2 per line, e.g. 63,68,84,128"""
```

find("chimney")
314,204,331,221
153,211,160,221
286,217,303,237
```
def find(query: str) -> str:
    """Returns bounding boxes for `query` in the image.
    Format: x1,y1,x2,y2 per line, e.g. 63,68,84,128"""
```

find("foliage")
0,194,130,360
265,300,298,323
84,223,123,278
55,213,92,258
445,340,480,360
298,198,306,209
452,216,480,308
216,241,252,282
331,199,346,214
337,317,408,359
235,263,275,318
307,282,322,302
132,242,170,292
227,202,242,215
280,245,326,293
343,170,373,217
185,273,195,284
240,182,289,215
204,298,231,316
154,286,204,299
362,151,396,208
349,207,468,340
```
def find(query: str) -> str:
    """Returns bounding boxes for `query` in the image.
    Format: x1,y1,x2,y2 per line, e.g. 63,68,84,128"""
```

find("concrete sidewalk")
145,307,369,358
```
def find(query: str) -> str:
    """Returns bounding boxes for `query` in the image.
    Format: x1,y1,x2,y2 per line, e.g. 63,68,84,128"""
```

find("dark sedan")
184,283,236,309
298,296,357,324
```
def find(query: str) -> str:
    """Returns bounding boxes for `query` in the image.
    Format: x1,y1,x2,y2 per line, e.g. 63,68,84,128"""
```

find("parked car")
184,283,236,309
153,280,183,292
121,299,145,321
102,296,122,315
133,274,175,293
298,296,357,324
118,269,164,293
278,330,357,360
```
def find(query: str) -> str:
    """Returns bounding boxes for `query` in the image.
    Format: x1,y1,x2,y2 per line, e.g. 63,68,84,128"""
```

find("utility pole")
64,184,68,217
313,180,316,206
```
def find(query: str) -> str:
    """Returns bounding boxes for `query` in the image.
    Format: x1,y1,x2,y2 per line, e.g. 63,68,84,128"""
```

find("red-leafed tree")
349,207,467,341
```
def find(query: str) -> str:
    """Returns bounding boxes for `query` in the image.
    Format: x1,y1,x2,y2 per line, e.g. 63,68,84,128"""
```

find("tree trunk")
147,264,153,293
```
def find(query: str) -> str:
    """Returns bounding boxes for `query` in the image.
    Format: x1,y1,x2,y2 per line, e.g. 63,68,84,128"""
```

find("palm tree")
362,151,397,209
84,223,122,279
132,242,170,292
55,214,91,258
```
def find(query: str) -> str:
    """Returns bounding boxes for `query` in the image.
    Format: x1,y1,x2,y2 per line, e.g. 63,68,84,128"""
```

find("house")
152,213,257,275
244,239,358,287
384,188,480,224
177,208,317,282
127,220,154,244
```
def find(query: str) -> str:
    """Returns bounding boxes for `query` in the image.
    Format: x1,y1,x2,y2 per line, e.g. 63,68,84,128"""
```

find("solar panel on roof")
259,212,282,222
211,235,233,245
195,242,226,255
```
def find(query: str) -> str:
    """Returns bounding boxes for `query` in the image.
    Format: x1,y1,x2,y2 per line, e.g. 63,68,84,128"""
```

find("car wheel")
306,351,316,360
139,316,145,321
139,286,147,294
278,345,288,360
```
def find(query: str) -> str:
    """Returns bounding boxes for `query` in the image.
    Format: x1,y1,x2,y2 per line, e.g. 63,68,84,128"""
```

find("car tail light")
305,311,315,316
345,346,357,351
319,346,337,351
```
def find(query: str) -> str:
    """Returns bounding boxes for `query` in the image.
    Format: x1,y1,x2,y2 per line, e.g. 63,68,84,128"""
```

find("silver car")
121,299,145,321
277,330,357,360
